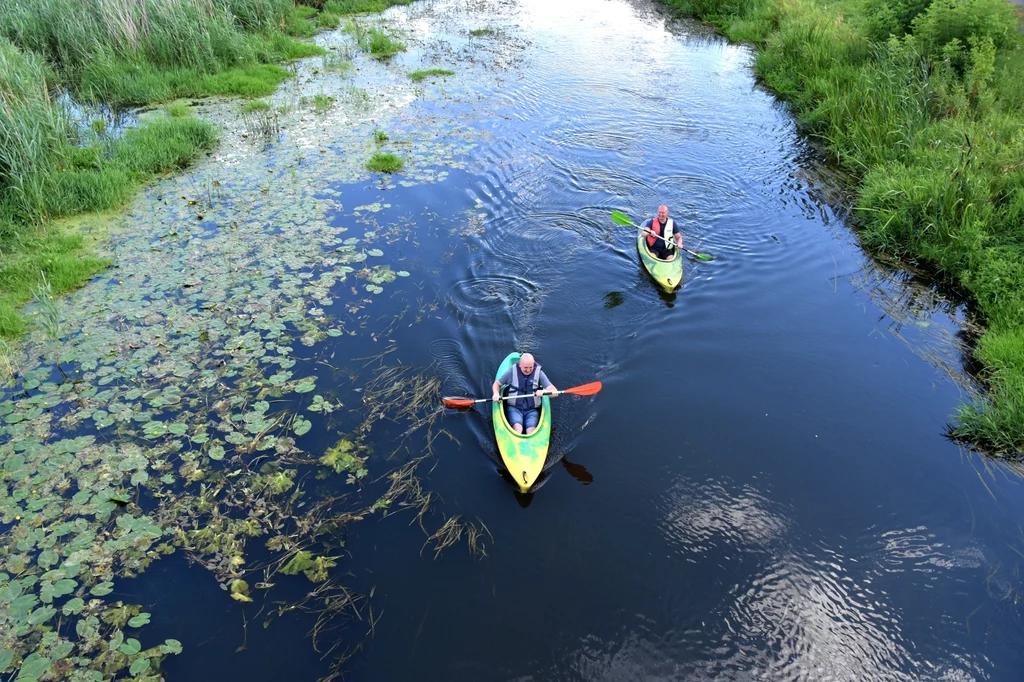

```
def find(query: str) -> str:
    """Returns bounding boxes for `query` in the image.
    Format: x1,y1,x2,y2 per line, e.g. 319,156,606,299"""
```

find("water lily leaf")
293,418,312,436
168,423,188,436
127,612,151,628
0,649,13,673
52,579,77,598
367,249,384,257
28,606,57,625
49,641,74,662
397,270,410,277
192,432,210,444
129,657,151,676
91,582,114,596
119,638,141,656
131,471,149,486
15,654,49,681
208,445,225,460
62,598,85,616
294,380,316,394
326,328,343,337
160,639,183,655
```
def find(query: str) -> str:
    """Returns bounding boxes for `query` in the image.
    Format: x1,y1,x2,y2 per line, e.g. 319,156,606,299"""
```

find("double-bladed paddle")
442,381,603,409
611,210,715,261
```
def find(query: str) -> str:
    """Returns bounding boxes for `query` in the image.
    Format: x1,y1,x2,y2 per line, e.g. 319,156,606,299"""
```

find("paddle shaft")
455,391,557,406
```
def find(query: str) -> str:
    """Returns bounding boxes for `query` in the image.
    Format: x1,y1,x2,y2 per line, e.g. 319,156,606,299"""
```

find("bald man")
642,205,683,260
491,353,557,434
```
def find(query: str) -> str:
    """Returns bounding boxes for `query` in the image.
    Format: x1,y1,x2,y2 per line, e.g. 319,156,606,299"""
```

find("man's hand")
492,393,500,402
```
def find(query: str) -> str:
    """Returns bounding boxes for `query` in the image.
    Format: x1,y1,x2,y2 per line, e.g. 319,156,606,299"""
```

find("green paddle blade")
610,210,634,226
694,252,715,262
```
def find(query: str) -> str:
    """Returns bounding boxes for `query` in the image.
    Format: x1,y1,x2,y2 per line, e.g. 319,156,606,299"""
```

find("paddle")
610,210,715,261
442,381,603,409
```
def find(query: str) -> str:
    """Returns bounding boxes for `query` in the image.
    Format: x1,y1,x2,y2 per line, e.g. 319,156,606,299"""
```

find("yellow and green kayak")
493,352,551,492
637,230,683,291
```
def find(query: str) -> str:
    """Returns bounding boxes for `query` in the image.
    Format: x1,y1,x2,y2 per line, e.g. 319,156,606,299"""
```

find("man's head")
519,353,536,374
657,205,669,222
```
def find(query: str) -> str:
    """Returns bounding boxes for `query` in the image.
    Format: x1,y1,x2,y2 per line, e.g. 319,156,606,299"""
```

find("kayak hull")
492,352,551,492
637,231,683,291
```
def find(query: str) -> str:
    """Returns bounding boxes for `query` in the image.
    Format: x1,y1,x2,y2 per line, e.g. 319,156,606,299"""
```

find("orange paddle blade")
562,381,602,397
442,397,476,408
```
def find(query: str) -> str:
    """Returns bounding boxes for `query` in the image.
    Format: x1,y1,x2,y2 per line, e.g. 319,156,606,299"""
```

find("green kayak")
492,352,551,492
637,230,683,291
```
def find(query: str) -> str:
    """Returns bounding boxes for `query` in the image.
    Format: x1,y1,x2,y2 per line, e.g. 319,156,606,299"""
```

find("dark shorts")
506,405,540,431
650,241,676,260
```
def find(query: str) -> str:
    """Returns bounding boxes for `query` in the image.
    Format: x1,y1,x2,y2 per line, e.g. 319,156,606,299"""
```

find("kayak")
637,230,683,291
492,352,551,492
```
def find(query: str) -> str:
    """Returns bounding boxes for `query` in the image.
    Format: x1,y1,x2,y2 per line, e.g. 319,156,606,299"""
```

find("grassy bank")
0,0,414,338
660,0,1024,454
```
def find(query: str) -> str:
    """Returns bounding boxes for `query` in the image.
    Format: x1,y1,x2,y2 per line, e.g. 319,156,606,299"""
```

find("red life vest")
647,217,675,248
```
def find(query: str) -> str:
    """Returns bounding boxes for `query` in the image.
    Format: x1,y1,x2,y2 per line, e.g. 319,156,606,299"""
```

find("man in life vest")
642,205,683,260
491,353,557,435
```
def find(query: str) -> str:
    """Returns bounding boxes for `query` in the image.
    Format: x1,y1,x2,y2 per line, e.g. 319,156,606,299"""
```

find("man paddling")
491,353,557,435
642,205,683,260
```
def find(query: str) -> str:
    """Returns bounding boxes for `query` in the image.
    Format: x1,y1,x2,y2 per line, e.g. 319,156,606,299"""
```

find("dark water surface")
126,0,1024,680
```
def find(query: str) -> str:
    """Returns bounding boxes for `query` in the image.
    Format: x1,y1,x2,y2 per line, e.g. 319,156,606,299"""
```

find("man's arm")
536,370,557,394
492,369,512,401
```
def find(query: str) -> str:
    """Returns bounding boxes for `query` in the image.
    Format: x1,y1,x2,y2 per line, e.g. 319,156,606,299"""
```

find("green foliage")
319,11,341,28
374,129,389,142
323,0,414,14
661,0,1024,453
242,99,273,114
366,152,404,173
320,437,369,479
408,68,455,81
279,550,337,582
346,22,406,58
313,93,336,113
165,101,191,118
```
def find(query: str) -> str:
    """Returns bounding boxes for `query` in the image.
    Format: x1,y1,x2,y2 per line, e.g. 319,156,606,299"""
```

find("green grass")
324,0,414,14
408,68,455,81
345,21,407,57
374,129,389,142
313,93,335,113
660,0,1024,453
241,99,273,113
469,28,496,37
165,101,191,118
366,152,404,173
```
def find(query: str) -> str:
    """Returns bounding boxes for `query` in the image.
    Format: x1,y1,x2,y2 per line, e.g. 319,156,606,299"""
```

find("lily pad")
127,612,151,628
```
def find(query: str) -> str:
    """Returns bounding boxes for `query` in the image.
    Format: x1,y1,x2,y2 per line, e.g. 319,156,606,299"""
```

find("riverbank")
0,0,416,338
659,0,1024,455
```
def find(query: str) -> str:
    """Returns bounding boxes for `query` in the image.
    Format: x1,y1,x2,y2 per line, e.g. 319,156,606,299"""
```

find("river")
3,0,1024,680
